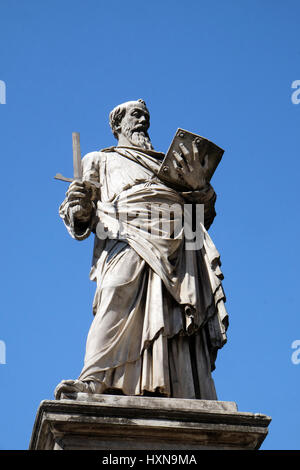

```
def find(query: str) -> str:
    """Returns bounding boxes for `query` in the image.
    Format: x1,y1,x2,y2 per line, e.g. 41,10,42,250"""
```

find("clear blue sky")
0,0,300,450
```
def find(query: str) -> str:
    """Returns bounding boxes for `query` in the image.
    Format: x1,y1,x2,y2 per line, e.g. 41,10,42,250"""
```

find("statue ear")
109,106,126,139
113,124,122,139
115,123,122,133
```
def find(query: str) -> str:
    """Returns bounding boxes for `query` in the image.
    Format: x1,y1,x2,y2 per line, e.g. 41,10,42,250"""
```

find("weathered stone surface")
54,99,228,402
29,395,271,450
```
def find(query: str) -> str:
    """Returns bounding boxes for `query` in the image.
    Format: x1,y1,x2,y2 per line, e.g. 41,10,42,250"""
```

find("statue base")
29,394,271,450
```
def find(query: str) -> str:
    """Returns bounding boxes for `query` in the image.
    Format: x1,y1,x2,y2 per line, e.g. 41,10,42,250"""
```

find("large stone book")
157,128,224,189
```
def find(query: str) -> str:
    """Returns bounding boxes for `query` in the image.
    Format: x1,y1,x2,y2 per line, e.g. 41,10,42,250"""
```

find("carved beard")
122,125,154,150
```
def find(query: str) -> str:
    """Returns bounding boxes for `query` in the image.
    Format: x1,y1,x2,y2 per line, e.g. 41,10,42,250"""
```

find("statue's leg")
55,240,148,399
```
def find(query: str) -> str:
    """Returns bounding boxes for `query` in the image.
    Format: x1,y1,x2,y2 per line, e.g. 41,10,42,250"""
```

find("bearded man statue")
54,99,228,400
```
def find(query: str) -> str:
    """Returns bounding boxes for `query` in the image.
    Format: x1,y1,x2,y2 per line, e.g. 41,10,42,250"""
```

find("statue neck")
117,134,132,147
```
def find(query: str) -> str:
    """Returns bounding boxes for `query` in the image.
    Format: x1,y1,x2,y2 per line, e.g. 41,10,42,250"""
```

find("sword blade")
72,132,82,180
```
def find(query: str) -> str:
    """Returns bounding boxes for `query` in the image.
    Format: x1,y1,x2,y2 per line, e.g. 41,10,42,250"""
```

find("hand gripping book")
157,128,224,190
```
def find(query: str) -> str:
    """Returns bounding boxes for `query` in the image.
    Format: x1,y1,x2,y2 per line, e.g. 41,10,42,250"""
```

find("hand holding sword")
55,133,99,222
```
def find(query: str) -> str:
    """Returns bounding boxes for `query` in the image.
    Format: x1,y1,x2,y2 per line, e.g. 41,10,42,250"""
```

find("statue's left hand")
172,141,209,191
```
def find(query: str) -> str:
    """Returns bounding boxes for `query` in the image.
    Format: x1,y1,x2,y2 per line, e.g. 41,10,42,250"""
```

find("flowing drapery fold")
59,147,228,398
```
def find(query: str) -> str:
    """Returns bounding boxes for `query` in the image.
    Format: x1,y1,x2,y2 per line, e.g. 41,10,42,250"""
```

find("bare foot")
54,379,96,399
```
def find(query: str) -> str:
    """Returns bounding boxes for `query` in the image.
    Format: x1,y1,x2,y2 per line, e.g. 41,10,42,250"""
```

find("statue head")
109,99,153,150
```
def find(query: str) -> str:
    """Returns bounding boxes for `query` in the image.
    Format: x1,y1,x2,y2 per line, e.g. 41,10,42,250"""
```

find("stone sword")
55,132,82,184
54,132,100,190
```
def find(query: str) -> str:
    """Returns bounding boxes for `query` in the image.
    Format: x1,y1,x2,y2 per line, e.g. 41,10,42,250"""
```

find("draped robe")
59,146,228,399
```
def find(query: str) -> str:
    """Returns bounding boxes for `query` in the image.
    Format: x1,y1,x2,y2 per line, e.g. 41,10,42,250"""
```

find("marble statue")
54,99,228,400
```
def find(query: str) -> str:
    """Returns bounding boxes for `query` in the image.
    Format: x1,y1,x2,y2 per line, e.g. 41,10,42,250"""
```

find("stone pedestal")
29,394,271,450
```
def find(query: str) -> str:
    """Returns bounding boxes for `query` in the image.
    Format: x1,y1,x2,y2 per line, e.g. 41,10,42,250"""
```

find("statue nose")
139,118,148,128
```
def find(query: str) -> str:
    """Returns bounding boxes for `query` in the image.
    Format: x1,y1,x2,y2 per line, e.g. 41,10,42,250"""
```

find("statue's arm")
59,151,101,240
181,183,217,230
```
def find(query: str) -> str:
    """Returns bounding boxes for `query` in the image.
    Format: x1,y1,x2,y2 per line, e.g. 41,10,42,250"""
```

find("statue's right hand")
66,180,90,202
66,181,94,222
